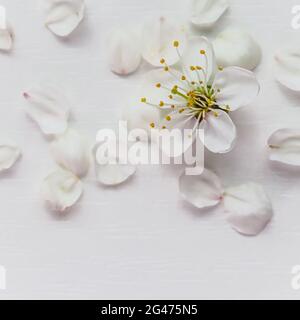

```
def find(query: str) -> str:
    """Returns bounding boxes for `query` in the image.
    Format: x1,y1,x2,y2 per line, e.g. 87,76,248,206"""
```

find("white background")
0,0,300,299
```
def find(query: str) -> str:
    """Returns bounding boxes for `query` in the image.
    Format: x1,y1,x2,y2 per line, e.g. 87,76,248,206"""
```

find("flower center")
140,40,231,129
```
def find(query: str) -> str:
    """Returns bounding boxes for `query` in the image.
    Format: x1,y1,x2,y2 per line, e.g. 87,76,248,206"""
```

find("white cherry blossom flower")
127,37,260,153
179,169,273,236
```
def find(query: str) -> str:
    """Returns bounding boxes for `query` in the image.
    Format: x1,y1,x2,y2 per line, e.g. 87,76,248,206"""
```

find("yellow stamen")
159,101,164,107
218,66,224,71
181,75,186,81
213,112,219,117
165,115,171,121
200,49,206,55
190,66,195,71
160,58,165,64
164,66,169,71
173,40,179,48
150,122,155,128
141,97,147,103
156,83,161,88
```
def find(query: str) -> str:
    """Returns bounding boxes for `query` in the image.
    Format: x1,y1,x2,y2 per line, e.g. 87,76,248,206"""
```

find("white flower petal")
182,36,217,84
199,110,236,153
179,168,223,209
190,0,229,28
141,17,188,67
0,140,21,172
23,85,71,135
0,26,13,51
268,128,300,166
214,66,260,111
224,183,273,236
50,128,90,177
274,46,300,91
108,27,142,75
213,27,262,70
41,169,83,212
45,0,85,37
94,140,136,186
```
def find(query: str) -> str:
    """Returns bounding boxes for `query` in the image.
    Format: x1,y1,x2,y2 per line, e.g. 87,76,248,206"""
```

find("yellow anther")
171,105,175,109
181,75,186,81
160,58,165,64
191,81,196,85
159,101,164,107
165,115,171,121
196,66,202,70
200,49,206,55
156,83,161,88
190,66,195,71
179,108,185,113
141,97,147,103
162,126,166,129
168,95,173,99
164,66,169,71
213,112,219,117
150,122,155,128
218,66,224,71
173,40,179,48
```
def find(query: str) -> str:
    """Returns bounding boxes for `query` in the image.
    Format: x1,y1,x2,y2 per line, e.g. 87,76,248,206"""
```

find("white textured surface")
0,0,300,299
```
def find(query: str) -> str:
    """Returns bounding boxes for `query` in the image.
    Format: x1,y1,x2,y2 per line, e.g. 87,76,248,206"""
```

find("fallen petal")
0,140,21,172
23,85,71,135
0,25,13,51
274,45,300,91
41,169,83,212
108,27,142,75
268,128,300,166
213,27,262,70
190,0,229,28
224,183,273,236
94,139,136,186
179,168,223,209
141,17,187,67
50,128,90,177
45,0,85,37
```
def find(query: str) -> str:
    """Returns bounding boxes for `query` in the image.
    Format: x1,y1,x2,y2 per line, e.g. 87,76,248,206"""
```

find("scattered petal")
214,66,260,111
179,168,223,209
182,36,217,84
41,169,83,212
190,0,229,28
199,110,236,153
213,27,262,70
94,139,136,186
0,25,13,51
268,128,300,166
0,140,21,173
45,0,85,37
23,85,71,135
50,128,90,177
141,17,187,67
108,27,142,75
224,183,273,236
274,46,300,91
